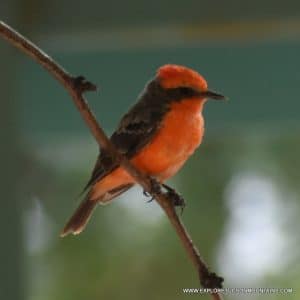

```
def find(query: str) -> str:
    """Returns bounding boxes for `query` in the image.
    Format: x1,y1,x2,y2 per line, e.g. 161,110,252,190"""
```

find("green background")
1,1,300,300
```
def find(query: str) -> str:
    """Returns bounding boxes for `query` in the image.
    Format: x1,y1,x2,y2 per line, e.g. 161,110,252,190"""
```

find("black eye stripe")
167,87,200,100
143,79,201,104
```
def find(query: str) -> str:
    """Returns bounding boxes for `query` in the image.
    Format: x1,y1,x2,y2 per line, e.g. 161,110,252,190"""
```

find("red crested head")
157,64,208,92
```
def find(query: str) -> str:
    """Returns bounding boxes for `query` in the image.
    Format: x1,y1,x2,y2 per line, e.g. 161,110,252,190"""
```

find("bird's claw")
143,190,150,197
143,177,161,203
146,196,155,203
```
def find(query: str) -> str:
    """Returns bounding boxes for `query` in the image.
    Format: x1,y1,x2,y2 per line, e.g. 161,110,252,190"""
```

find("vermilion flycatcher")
61,64,225,237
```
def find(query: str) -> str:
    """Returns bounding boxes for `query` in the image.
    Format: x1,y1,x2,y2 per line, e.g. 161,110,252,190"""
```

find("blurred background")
1,1,300,299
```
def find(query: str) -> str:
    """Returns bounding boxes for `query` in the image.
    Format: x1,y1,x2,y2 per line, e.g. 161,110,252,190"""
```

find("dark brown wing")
82,79,202,192
82,81,170,192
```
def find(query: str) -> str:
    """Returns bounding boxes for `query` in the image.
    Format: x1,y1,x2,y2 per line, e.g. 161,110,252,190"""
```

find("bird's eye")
177,87,198,97
179,87,192,94
163,86,200,102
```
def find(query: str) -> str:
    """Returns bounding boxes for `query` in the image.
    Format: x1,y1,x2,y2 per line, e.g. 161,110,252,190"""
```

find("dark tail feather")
61,183,134,237
60,198,98,237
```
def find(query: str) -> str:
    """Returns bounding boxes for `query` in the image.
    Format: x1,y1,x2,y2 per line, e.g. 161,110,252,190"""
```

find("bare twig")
0,21,224,299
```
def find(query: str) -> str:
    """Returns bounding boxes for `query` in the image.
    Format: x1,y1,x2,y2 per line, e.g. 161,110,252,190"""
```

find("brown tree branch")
0,21,224,299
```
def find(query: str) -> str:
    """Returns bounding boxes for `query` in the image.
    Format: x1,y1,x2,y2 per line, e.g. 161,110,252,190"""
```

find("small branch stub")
200,269,224,289
72,75,97,93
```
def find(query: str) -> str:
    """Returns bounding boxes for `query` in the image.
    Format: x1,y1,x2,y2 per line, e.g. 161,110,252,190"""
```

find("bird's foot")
144,177,162,203
162,184,186,213
143,189,154,203
143,180,185,213
143,190,150,197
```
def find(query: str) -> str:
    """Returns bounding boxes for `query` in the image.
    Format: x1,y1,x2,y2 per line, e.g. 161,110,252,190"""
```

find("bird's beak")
200,90,226,100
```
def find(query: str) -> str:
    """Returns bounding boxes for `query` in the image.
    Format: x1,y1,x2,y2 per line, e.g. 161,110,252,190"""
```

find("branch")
0,21,224,299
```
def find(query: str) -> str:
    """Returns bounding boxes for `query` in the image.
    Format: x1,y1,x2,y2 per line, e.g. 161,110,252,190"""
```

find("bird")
61,64,225,237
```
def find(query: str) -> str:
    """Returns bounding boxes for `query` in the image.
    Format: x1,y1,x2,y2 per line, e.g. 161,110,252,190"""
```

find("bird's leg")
144,179,185,213
144,176,162,203
162,183,186,213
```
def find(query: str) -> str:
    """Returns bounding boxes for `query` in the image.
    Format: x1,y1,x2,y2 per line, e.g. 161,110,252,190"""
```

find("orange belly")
91,98,204,199
132,99,204,180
